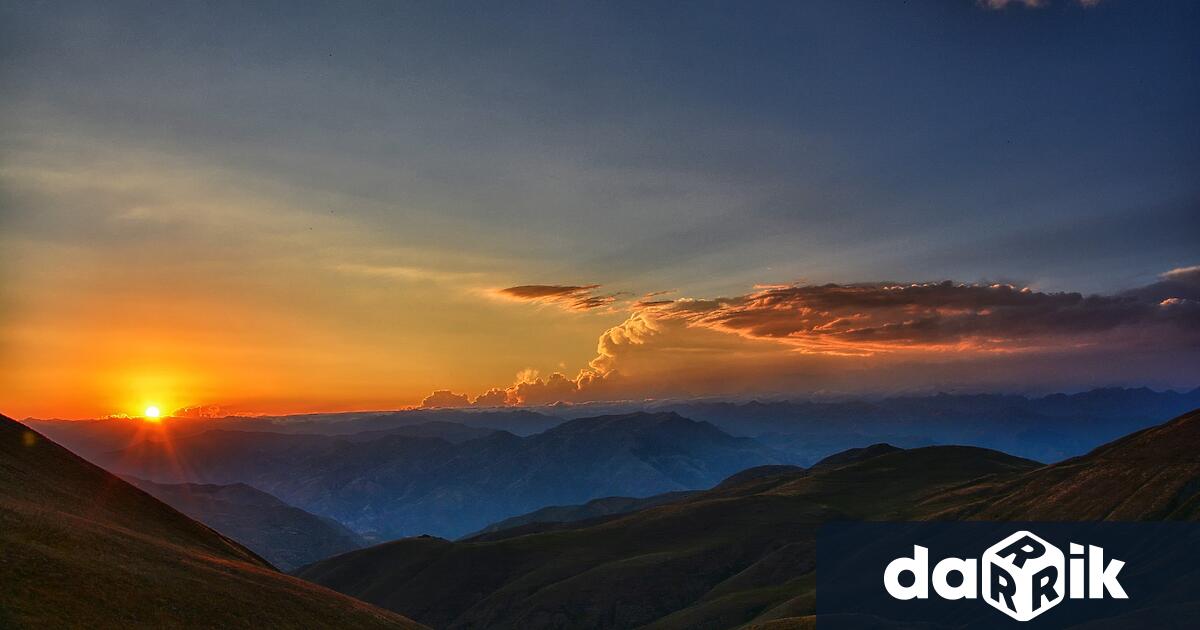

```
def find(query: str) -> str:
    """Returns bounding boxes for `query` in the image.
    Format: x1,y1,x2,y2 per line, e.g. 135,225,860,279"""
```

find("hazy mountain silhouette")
467,443,905,542
122,476,365,570
101,412,789,540
0,414,423,629
653,387,1200,463
25,413,531,458
298,408,1200,629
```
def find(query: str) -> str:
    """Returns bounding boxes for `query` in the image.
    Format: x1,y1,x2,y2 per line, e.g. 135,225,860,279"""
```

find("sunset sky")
2,0,1198,419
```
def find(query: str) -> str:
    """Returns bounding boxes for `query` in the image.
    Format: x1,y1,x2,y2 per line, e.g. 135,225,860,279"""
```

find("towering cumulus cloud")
420,390,471,408
424,267,1200,406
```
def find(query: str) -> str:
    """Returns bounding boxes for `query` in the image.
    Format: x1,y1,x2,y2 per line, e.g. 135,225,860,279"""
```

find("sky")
1,0,1197,419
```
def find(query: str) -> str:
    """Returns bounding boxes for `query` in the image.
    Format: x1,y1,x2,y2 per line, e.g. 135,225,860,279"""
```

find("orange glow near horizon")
0,219,604,420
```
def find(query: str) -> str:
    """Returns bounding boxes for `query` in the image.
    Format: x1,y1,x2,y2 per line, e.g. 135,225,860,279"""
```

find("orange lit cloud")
420,389,472,408
423,267,1200,406
472,388,510,407
171,404,233,419
643,275,1199,354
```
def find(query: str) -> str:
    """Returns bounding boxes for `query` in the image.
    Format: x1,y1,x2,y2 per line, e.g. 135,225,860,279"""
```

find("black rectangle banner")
817,522,1200,628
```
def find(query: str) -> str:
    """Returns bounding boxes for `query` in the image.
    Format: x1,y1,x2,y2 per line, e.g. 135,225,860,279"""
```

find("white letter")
1088,545,1127,599
885,545,929,600
932,557,977,600
1069,543,1085,599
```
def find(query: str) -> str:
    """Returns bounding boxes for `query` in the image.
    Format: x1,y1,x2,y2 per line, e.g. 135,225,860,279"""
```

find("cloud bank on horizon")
423,266,1200,407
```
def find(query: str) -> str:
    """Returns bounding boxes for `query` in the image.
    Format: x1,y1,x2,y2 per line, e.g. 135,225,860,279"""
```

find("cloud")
472,388,510,407
642,276,1199,354
441,267,1200,406
494,368,622,406
420,389,471,408
171,404,232,418
1163,265,1200,281
494,284,625,312
980,0,1043,8
634,290,677,308
979,0,1100,9
1119,265,1200,304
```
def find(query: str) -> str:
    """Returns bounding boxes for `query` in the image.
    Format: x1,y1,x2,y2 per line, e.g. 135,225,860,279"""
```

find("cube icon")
982,531,1064,621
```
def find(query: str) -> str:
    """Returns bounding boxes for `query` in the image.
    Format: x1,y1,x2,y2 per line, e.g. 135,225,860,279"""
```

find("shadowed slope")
122,476,365,570
462,491,700,542
297,445,1036,629
0,414,424,629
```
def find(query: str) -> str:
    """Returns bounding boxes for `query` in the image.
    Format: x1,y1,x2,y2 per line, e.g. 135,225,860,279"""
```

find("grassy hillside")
297,445,1037,629
929,408,1200,521
0,414,424,629
463,491,699,542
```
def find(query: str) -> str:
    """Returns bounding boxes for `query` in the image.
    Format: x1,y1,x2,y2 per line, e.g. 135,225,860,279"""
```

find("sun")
143,406,162,421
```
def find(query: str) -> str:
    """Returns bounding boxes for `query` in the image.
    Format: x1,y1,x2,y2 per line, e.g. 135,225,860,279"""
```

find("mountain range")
651,387,1200,464
0,413,423,629
29,388,1200,468
296,408,1200,629
95,412,790,540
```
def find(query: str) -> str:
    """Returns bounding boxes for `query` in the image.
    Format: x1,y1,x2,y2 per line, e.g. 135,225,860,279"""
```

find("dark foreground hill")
463,490,700,541
296,445,1037,629
0,414,424,629
122,476,365,570
299,408,1200,629
103,412,789,539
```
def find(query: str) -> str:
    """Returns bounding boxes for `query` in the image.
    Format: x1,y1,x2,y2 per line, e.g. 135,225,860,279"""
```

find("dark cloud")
1119,265,1200,303
496,284,624,312
500,285,600,299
